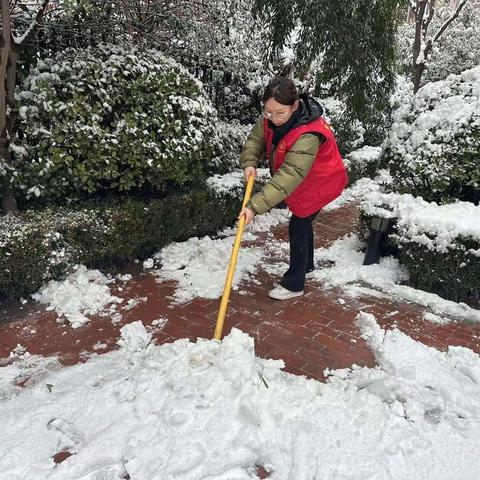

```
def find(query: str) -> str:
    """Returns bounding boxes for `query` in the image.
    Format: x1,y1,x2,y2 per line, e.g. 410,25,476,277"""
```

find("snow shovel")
214,174,255,340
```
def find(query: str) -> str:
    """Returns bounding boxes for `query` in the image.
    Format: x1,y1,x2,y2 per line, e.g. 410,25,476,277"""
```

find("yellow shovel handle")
214,174,255,340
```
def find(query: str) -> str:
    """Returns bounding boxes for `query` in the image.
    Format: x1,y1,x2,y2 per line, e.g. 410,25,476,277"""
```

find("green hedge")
358,194,480,307
0,185,240,299
393,238,480,305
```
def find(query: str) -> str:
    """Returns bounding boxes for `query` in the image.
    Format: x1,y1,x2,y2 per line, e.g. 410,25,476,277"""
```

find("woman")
238,76,347,300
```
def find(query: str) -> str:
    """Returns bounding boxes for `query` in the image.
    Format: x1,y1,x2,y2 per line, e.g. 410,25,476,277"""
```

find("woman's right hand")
244,166,256,182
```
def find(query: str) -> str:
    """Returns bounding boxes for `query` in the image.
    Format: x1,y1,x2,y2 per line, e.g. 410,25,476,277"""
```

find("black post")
363,217,391,265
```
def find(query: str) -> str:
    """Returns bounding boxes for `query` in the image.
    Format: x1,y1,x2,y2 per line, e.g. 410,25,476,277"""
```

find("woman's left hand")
238,207,255,226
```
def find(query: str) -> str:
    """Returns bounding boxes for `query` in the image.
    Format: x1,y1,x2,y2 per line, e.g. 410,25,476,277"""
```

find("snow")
344,145,382,166
31,265,123,328
360,190,480,252
143,258,154,269
312,233,480,323
2,316,480,479
154,235,264,304
150,202,290,304
384,66,480,198
325,171,392,211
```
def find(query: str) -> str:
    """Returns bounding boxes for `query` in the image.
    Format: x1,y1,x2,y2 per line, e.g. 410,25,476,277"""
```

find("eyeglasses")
262,109,290,120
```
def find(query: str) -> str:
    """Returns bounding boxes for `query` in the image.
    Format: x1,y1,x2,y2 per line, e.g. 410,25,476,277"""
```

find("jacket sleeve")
247,134,320,215
239,115,265,169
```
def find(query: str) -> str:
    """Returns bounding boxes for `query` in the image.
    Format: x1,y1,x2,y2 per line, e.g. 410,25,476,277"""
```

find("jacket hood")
294,95,324,127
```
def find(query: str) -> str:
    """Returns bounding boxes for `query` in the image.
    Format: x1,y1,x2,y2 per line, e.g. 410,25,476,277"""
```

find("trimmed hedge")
358,192,480,307
0,185,241,299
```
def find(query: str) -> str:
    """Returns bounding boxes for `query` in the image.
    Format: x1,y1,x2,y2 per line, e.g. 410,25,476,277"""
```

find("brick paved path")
1,202,480,383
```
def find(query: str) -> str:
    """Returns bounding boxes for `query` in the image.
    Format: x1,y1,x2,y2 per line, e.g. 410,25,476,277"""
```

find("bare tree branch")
13,0,49,47
433,0,468,43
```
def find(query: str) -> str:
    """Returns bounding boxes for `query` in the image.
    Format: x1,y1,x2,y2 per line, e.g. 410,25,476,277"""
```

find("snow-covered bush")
359,191,480,306
344,146,382,185
321,97,365,154
211,120,251,174
7,44,218,200
382,66,480,204
0,185,241,298
396,2,480,86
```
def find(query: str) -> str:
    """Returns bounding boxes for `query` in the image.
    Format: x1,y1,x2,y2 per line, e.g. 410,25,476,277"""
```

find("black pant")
280,210,320,292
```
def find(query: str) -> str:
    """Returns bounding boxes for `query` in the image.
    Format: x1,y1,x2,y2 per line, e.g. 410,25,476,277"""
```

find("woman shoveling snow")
238,76,347,300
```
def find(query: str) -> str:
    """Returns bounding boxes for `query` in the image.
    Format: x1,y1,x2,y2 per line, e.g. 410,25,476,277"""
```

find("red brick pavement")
1,202,480,385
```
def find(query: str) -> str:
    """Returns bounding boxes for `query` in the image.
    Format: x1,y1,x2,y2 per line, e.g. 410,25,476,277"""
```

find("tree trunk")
413,61,425,93
0,0,19,214
412,1,428,93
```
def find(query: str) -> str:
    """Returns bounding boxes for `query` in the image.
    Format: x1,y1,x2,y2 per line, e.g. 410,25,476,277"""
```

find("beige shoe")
268,285,304,300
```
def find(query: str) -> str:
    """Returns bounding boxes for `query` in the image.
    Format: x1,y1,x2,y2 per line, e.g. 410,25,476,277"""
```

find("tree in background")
397,1,480,86
253,0,403,125
1,0,50,214
408,0,469,92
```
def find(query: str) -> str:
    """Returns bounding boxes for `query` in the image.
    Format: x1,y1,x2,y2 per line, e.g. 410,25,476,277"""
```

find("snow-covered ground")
29,173,480,326
32,266,123,328
1,314,480,479
5,169,478,479
311,233,480,324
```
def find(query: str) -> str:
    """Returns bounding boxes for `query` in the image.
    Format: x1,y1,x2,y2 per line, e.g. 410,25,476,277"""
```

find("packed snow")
1,316,480,479
31,265,123,328
361,191,480,253
152,207,290,304
312,233,480,323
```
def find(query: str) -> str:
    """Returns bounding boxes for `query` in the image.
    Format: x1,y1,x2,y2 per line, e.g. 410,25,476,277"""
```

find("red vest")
264,117,348,218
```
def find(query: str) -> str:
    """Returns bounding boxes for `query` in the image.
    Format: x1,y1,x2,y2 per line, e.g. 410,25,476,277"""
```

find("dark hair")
263,76,299,106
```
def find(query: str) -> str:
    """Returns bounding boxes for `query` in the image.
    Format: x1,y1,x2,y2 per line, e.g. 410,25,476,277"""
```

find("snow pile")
314,234,408,289
248,208,290,234
117,321,152,354
2,317,480,479
154,236,264,303
360,190,480,253
32,265,123,328
313,234,480,323
355,312,480,427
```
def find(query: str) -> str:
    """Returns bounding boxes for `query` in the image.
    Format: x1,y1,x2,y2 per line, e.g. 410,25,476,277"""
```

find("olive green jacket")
239,115,320,215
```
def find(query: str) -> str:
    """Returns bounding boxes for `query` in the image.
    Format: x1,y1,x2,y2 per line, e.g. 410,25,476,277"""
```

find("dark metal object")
363,217,391,265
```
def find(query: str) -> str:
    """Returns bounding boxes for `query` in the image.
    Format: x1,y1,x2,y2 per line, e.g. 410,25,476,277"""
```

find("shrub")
0,184,240,299
211,120,251,174
382,66,480,204
344,146,382,185
359,191,480,306
6,44,217,201
321,97,365,154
